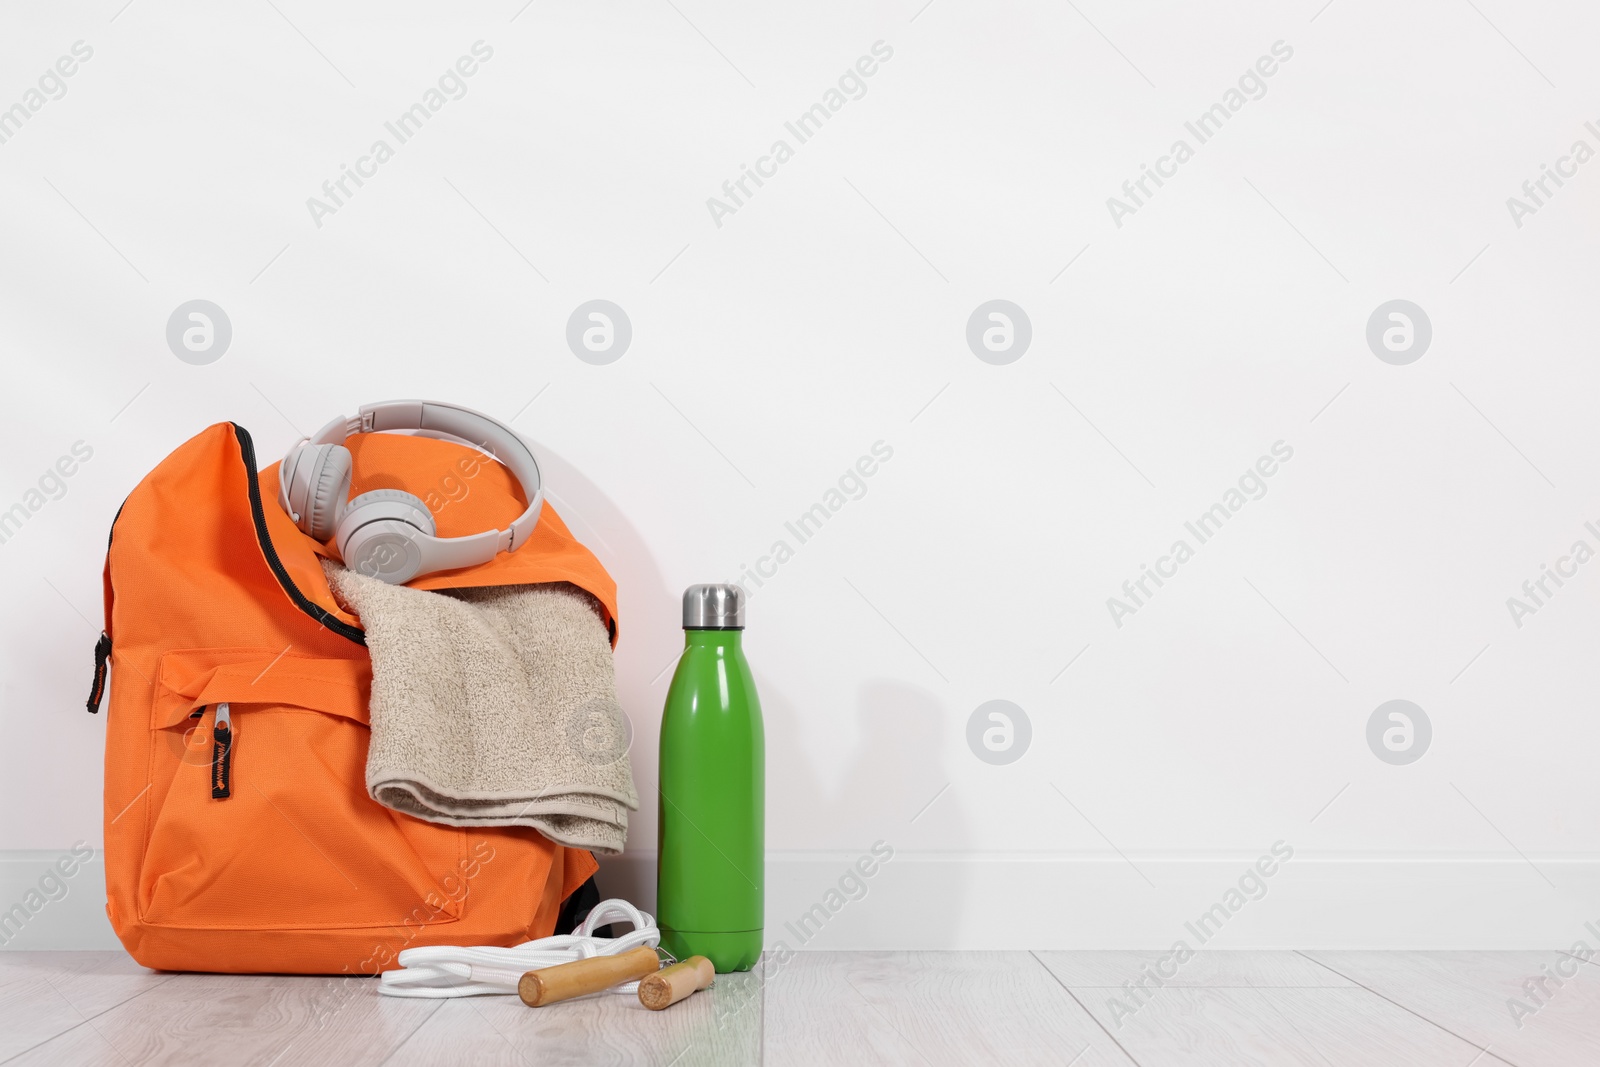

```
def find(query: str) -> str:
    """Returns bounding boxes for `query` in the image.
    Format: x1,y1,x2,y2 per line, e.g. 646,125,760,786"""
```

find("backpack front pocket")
141,648,467,932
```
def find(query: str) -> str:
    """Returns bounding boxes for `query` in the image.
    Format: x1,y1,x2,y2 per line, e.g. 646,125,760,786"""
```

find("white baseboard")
600,851,1600,951
0,850,118,950
7,850,1598,952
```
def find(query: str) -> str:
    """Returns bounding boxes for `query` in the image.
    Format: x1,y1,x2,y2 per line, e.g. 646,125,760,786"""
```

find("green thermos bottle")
657,584,764,972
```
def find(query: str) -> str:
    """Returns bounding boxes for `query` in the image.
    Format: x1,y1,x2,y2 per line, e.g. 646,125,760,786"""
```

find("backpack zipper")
87,499,127,715
86,632,112,714
211,703,233,799
231,424,366,646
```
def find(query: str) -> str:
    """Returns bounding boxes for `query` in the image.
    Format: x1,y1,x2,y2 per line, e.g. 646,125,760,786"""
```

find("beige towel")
324,562,637,854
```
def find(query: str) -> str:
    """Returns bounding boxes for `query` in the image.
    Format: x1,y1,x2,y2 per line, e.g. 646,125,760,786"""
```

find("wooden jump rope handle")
518,946,661,1007
638,956,715,1011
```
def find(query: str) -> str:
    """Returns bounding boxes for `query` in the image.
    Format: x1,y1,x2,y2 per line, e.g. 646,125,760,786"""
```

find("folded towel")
324,562,637,854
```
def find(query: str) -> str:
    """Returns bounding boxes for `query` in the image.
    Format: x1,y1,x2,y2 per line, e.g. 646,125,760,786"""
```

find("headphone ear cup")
281,441,343,538
278,442,308,524
334,489,437,584
295,445,354,542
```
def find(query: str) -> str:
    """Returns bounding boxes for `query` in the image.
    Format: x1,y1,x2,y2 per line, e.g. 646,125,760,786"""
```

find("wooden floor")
2,949,1597,1065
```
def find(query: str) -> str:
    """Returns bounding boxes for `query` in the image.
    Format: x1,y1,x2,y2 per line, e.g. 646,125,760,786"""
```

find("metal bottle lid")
682,584,745,629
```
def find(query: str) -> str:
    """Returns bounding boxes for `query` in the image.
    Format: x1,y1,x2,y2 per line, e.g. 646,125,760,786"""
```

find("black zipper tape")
232,424,365,646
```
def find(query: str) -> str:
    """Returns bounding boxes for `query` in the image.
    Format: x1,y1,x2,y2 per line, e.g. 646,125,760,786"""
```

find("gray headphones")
278,400,543,585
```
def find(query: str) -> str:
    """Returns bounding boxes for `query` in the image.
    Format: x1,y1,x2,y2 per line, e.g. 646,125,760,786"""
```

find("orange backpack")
92,422,619,975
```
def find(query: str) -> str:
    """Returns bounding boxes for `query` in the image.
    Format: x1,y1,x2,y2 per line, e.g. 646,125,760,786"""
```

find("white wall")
3,0,1599,950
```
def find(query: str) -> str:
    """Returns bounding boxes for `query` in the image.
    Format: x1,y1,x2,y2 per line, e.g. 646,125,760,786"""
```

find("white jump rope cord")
378,899,663,998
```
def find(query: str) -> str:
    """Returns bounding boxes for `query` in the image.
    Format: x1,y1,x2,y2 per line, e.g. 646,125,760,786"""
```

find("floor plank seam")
374,998,446,1067
463,995,540,1064
72,1014,136,1067
839,971,935,1066
0,1017,96,1066
1027,950,1145,1067
1247,986,1339,1067
80,972,179,1025
0,969,178,1066
1293,951,1524,1067
1062,985,1356,990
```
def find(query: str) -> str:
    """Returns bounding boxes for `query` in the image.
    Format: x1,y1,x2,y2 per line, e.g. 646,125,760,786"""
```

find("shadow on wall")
529,443,676,857
546,440,971,944
764,678,971,951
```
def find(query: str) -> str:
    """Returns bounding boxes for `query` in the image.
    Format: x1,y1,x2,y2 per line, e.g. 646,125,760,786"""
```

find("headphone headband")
280,399,544,583
311,400,543,553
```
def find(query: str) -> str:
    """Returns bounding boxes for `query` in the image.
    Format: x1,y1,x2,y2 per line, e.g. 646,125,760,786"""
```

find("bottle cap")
682,584,745,629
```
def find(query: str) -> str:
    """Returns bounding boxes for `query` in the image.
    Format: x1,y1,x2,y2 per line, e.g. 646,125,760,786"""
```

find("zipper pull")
211,703,233,800
86,632,111,714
